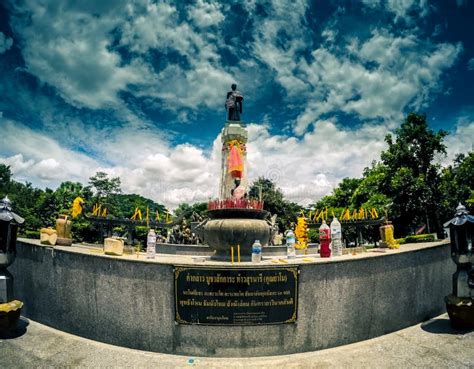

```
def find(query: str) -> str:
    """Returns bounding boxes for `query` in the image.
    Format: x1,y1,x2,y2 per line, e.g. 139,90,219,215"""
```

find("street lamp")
0,196,24,303
444,203,474,328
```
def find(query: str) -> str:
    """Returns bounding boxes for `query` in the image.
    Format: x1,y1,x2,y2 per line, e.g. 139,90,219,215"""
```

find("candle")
237,245,241,263
231,246,234,264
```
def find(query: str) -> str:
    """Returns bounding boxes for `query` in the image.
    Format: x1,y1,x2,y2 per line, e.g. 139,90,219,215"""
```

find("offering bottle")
286,230,296,259
147,229,156,259
330,217,343,256
319,220,331,258
251,240,262,263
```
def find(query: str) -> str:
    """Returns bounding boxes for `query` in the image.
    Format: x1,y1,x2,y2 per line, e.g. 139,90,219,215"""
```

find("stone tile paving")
1,314,473,368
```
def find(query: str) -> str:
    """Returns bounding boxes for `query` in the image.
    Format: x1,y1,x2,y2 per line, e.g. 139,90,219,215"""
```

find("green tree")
380,113,447,236
174,202,207,219
86,171,122,215
114,193,167,219
0,164,12,196
439,152,474,222
351,163,390,209
312,177,362,209
8,181,44,233
87,172,121,199
248,177,302,231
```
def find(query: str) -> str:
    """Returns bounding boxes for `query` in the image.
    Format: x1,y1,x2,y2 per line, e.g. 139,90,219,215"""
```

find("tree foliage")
311,113,471,238
249,177,302,232
439,152,474,221
379,113,447,236
0,166,168,242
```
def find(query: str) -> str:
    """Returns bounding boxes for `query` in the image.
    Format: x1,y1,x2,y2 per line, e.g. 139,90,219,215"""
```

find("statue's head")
231,83,237,91
234,178,241,186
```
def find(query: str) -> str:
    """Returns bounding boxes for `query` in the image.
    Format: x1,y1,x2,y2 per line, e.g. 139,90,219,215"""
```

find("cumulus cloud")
295,32,460,134
0,115,391,208
0,119,101,183
2,112,473,210
0,32,13,54
0,116,219,209
247,2,460,135
246,120,390,205
444,118,474,163
1,0,470,211
362,0,430,22
468,58,474,71
188,0,225,28
8,1,154,109
6,0,462,131
386,0,430,21
251,0,311,99
8,0,235,111
119,1,235,110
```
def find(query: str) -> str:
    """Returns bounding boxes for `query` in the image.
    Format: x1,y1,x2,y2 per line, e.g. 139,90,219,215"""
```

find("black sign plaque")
174,267,298,325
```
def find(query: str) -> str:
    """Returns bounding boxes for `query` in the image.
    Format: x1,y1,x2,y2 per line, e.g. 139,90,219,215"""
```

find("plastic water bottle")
286,230,296,259
251,240,262,263
147,229,156,259
330,217,343,256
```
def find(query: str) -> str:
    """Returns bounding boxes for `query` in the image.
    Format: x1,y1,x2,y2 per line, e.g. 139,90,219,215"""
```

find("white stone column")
219,121,248,200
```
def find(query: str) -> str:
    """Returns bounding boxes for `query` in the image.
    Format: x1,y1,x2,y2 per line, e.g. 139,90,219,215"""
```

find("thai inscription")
174,267,298,325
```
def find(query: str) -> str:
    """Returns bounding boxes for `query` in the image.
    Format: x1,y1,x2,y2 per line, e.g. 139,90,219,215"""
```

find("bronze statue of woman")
225,84,243,121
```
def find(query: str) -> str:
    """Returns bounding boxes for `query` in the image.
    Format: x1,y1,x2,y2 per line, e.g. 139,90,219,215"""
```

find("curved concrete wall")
10,240,453,357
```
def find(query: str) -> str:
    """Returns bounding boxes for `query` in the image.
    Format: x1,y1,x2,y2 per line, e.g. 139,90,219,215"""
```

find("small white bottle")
251,240,262,263
330,217,343,256
147,229,157,259
286,230,296,259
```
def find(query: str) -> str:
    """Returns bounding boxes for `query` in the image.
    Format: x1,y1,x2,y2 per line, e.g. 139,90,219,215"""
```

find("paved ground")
1,314,473,368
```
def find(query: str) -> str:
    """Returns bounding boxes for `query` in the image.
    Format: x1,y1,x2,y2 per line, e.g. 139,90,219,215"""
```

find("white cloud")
468,58,474,71
362,0,430,22
119,2,235,110
1,154,34,174
9,0,233,111
290,31,461,134
2,0,470,211
246,120,390,205
8,0,460,129
0,115,388,209
9,1,153,109
444,119,474,163
0,119,101,183
387,0,429,21
0,32,13,54
2,113,473,210
247,2,460,136
251,0,311,99
188,0,225,28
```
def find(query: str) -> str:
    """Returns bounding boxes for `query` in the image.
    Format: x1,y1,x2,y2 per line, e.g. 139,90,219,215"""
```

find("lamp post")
444,203,474,329
0,196,24,303
0,196,25,331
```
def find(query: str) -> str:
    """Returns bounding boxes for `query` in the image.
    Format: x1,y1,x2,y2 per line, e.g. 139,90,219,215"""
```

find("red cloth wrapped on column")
228,144,243,178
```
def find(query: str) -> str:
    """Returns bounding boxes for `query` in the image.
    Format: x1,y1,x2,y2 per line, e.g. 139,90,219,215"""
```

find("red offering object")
319,221,331,258
207,199,264,210
228,145,243,178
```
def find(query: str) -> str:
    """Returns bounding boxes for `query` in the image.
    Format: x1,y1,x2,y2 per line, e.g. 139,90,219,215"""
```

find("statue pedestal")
222,121,247,141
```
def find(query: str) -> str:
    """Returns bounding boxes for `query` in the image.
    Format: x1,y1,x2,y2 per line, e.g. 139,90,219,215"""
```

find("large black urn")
196,207,275,260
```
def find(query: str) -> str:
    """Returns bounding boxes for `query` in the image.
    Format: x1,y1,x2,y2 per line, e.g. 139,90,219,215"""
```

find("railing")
208,198,264,210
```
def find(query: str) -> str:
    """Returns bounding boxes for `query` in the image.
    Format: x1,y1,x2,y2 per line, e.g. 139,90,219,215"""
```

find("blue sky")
0,0,473,209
